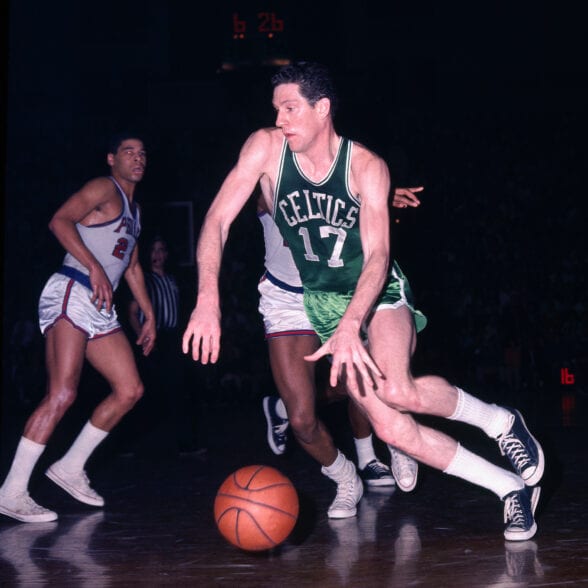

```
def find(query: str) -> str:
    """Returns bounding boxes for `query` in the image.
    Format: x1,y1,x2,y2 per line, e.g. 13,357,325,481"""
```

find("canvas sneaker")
327,472,364,519
497,409,545,486
46,462,104,507
389,447,419,492
359,459,395,487
0,490,58,523
503,485,541,541
262,396,289,455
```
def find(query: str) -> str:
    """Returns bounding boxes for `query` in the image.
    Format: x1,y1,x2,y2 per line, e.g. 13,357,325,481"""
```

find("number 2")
112,237,129,260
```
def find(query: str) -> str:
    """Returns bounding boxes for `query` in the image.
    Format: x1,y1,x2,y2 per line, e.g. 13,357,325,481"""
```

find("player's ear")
107,153,115,166
316,97,331,119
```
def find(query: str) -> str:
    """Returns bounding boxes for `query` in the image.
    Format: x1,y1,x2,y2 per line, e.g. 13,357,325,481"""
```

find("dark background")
1,1,586,455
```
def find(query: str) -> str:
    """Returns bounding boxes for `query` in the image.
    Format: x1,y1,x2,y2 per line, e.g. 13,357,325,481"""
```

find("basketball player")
0,133,156,523
182,62,544,540
258,187,420,495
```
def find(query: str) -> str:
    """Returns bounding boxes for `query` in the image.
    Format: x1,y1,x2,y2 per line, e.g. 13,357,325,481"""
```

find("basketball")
214,465,299,551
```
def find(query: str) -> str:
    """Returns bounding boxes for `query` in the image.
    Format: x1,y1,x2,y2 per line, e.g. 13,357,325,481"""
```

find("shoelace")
498,434,531,471
20,493,49,514
504,493,526,527
333,479,359,507
366,461,389,475
391,451,417,476
273,422,288,439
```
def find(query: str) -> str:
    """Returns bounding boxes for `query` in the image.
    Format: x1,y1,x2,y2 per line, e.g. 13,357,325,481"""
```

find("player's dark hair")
271,62,339,116
107,132,144,155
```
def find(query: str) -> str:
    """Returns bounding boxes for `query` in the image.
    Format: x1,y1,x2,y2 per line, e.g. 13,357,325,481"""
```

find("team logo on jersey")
278,189,358,229
113,216,140,238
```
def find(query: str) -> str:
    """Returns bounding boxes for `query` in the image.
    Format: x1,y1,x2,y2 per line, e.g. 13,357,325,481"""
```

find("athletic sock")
444,443,524,499
322,450,355,483
57,421,108,472
0,437,45,496
354,434,377,470
449,387,512,439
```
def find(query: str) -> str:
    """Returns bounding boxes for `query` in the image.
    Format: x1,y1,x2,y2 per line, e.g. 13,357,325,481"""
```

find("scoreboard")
221,8,290,69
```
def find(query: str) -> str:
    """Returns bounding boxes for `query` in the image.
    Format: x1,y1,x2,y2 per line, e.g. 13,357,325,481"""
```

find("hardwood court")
0,401,586,587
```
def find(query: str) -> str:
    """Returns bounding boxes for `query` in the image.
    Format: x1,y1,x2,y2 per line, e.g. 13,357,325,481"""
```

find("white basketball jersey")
258,211,302,288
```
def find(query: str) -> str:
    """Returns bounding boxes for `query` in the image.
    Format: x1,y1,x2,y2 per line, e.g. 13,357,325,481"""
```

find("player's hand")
391,186,423,209
304,327,384,397
137,318,156,357
88,265,114,313
182,303,221,364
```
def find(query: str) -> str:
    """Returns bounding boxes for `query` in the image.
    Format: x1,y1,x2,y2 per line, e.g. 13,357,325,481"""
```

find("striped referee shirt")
141,272,180,330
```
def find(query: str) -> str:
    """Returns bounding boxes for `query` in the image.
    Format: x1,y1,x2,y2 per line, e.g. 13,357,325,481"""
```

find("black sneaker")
262,396,288,455
503,485,541,541
497,409,545,486
359,459,395,487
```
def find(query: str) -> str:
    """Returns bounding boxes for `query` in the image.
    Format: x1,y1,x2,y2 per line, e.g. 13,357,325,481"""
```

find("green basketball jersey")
273,137,364,293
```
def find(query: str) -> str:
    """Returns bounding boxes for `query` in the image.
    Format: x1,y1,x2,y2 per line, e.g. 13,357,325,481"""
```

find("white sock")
321,450,356,483
0,437,45,496
449,387,512,439
354,434,377,469
57,421,108,472
444,443,524,499
275,398,288,419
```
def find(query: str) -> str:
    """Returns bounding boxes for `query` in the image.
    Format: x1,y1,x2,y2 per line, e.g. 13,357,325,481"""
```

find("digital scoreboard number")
232,12,284,39
222,10,290,70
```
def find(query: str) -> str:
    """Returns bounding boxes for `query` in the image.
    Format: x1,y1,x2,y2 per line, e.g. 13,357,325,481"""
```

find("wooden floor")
1,401,587,587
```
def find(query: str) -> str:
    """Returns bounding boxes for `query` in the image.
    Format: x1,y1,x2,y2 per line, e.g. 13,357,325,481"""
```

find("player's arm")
182,129,274,364
124,244,156,356
49,177,117,312
306,149,391,394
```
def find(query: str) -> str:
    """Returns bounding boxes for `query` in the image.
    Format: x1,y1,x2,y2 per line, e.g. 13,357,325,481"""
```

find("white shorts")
257,272,316,339
38,272,122,340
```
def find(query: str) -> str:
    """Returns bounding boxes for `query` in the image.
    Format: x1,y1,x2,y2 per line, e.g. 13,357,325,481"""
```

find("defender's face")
108,138,146,183
273,84,324,153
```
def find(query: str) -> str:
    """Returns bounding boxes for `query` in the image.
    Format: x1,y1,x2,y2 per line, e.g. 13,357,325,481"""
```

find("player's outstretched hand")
182,304,221,364
304,329,384,397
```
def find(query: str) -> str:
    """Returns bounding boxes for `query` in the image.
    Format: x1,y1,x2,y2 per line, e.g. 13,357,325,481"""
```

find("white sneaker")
46,462,104,507
327,473,364,519
389,447,419,492
0,490,58,523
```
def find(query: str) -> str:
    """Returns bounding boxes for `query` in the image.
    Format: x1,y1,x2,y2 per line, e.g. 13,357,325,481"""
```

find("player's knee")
289,411,317,444
118,380,144,410
377,380,421,412
47,386,77,414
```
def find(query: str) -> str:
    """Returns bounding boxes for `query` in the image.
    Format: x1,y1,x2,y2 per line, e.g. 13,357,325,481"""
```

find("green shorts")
303,261,427,343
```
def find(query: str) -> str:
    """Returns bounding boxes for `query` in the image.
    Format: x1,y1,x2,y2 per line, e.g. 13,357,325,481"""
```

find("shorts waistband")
58,266,92,290
264,270,304,294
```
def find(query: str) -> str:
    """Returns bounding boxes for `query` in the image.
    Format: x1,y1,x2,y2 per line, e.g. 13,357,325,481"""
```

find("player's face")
273,84,324,153
108,139,146,183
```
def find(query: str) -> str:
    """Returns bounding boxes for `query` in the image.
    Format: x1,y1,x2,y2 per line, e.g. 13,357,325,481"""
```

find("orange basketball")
214,465,299,551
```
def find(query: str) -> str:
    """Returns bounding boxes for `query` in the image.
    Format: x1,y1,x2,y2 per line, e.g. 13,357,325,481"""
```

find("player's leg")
268,335,363,518
363,307,540,540
368,305,543,485
0,320,87,522
326,366,416,490
46,330,143,507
